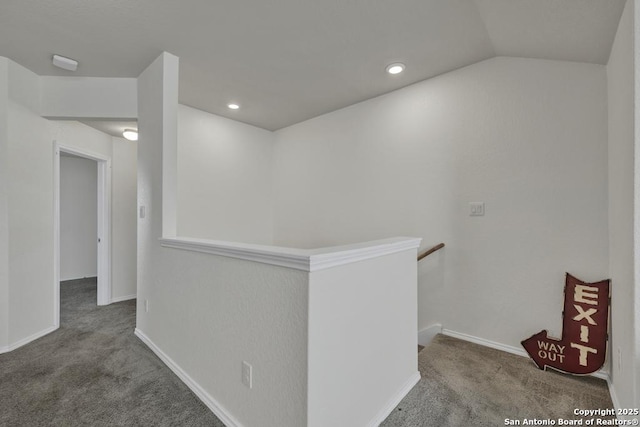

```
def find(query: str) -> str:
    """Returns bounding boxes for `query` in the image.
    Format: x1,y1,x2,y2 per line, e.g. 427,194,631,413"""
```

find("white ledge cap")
160,236,422,272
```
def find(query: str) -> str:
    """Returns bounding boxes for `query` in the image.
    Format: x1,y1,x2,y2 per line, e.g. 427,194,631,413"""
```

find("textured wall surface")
137,54,309,426
60,155,97,281
41,76,137,119
0,57,139,351
6,59,53,345
273,57,609,353
308,249,418,426
111,137,138,300
177,105,275,244
7,95,54,344
0,59,9,350
607,0,636,408
52,121,138,302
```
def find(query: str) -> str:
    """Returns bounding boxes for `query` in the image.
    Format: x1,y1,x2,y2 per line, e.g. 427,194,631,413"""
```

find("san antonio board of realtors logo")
521,273,610,375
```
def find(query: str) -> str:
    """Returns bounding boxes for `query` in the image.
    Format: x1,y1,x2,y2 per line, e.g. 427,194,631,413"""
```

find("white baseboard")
60,276,98,283
367,371,421,427
442,328,527,357
0,325,58,354
134,328,243,427
418,323,442,346
441,328,610,381
110,294,136,303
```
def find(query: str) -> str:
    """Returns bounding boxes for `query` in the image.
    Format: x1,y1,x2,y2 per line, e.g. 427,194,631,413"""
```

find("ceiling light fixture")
386,62,406,75
228,103,240,110
122,129,138,141
52,54,78,72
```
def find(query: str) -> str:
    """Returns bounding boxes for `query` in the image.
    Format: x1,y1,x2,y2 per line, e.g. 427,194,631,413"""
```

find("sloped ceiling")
0,0,627,130
474,0,626,64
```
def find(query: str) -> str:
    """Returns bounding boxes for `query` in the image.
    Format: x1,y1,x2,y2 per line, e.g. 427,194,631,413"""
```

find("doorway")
53,142,112,328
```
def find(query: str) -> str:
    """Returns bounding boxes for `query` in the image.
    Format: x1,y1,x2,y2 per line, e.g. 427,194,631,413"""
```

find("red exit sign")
522,273,610,375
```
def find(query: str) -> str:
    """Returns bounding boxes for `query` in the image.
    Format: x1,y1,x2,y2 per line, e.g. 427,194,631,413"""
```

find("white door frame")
53,141,112,327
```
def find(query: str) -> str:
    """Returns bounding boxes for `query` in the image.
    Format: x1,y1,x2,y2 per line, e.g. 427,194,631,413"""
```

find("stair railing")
417,243,445,261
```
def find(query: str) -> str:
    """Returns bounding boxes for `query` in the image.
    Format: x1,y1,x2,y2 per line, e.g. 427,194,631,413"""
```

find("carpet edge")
111,294,136,303
441,328,611,381
418,323,442,346
0,325,58,354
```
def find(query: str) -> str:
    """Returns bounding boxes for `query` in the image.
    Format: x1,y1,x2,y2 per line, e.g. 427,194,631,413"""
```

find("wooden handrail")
417,243,445,261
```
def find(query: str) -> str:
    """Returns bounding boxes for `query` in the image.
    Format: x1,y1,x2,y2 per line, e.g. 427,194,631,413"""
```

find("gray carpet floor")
1,279,615,426
381,334,615,427
0,278,224,427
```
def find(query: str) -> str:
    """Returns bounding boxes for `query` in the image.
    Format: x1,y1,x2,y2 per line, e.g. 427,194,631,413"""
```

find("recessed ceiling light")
386,63,406,75
228,103,240,110
52,54,78,72
122,129,138,141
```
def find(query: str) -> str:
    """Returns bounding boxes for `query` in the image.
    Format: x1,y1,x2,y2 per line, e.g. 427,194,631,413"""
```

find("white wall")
6,62,55,345
8,59,40,115
141,250,310,427
636,0,640,407
51,120,113,155
0,56,140,353
41,76,137,119
138,53,312,427
273,57,609,351
112,137,137,300
308,249,418,427
52,121,139,301
0,58,9,350
177,105,275,244
607,0,637,408
60,155,97,281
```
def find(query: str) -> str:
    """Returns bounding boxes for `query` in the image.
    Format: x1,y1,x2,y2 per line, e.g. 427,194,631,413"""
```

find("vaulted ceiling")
0,0,627,131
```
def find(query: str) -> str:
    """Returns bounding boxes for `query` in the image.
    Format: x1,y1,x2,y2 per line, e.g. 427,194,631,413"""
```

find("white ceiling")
0,0,627,131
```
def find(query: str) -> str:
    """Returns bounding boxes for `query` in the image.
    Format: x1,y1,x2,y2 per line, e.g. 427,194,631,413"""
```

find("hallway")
0,279,223,426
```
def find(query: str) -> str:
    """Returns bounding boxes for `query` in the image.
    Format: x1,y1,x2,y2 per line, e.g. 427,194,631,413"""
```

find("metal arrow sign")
521,273,610,375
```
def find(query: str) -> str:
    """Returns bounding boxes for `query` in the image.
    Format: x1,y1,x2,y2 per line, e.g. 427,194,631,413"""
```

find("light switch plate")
470,202,485,216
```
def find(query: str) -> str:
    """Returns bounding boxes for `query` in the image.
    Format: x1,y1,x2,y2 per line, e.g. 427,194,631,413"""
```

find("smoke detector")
52,54,78,72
